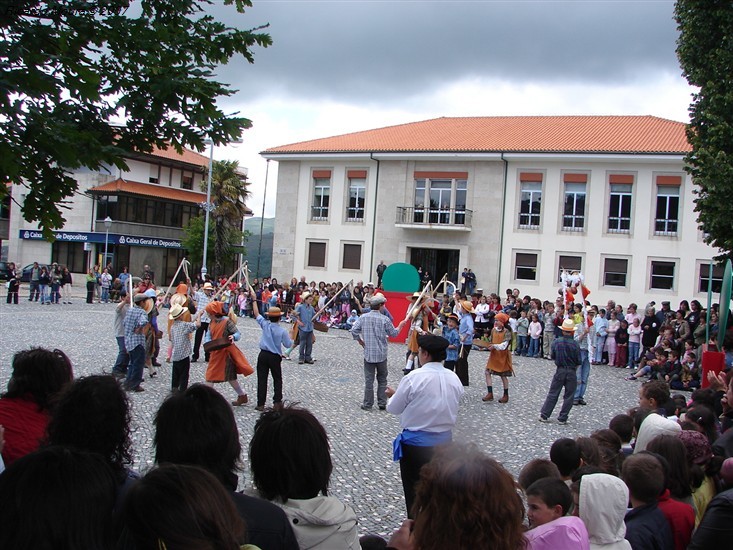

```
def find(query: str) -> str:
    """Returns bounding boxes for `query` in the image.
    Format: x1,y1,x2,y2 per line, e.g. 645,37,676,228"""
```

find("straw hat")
459,300,474,313
407,291,422,301
266,306,283,318
561,318,576,332
202,282,214,291
169,303,186,320
169,294,187,307
300,291,311,301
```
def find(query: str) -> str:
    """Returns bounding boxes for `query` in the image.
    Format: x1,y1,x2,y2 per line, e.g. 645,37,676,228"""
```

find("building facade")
3,145,211,284
262,116,722,304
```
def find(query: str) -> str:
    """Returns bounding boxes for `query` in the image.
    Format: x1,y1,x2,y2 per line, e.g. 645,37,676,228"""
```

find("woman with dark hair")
646,434,694,506
685,405,720,445
678,429,722,526
248,403,360,549
0,347,73,465
46,374,137,496
387,442,526,550
0,446,117,549
154,384,297,549
118,464,250,550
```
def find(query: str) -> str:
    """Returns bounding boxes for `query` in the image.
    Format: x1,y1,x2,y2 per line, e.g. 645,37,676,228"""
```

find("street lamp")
104,216,112,270
201,137,244,281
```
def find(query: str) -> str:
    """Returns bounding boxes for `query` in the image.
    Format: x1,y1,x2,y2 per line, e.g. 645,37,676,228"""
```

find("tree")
181,213,245,276
675,1,733,260
204,159,250,277
0,0,271,237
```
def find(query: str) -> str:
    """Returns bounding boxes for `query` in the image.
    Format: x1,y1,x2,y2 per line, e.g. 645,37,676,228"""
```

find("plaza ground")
0,297,642,536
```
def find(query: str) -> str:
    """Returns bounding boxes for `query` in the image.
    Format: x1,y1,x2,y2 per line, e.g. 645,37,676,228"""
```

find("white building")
262,115,723,304
3,146,212,283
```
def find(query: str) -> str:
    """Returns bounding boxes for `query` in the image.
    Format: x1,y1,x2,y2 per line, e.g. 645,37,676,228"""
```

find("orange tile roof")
88,178,207,205
263,116,690,155
88,178,254,215
147,144,210,167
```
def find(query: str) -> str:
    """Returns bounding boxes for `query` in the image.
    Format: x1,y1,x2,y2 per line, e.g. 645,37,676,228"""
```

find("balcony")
395,207,472,230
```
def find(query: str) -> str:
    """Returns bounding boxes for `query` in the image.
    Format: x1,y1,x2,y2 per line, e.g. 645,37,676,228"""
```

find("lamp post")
104,216,112,270
201,139,215,282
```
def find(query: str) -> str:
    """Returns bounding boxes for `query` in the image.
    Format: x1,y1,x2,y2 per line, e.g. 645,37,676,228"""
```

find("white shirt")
387,362,464,432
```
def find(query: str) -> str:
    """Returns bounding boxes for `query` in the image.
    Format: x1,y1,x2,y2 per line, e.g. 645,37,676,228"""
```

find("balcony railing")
396,207,472,229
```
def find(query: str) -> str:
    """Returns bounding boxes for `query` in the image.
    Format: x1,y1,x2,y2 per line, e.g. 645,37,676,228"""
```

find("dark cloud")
213,0,681,105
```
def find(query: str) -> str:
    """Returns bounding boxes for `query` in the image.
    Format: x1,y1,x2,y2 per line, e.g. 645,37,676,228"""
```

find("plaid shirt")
351,309,400,363
194,291,213,322
123,306,149,350
551,334,581,368
170,320,197,361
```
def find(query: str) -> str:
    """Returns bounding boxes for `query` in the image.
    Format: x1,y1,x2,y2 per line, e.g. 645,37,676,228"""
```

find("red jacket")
0,396,50,466
657,489,694,550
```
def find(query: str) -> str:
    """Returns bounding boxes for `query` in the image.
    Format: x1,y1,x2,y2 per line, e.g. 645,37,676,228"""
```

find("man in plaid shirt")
351,294,407,410
123,293,153,392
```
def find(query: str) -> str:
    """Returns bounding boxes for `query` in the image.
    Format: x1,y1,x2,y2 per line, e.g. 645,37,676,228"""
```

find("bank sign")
20,230,182,249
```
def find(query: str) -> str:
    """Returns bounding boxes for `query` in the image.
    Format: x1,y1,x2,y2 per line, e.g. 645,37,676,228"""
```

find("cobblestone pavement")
0,298,641,537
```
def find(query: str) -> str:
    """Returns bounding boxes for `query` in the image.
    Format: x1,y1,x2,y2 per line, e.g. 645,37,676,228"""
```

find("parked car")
20,263,49,283
0,261,8,282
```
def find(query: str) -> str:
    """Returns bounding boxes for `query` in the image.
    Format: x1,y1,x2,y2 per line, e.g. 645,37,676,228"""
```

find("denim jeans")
594,335,607,363
528,338,540,358
113,336,129,375
299,330,314,362
125,344,146,390
39,284,49,303
540,366,578,422
628,342,640,367
363,360,388,408
516,335,528,355
574,349,590,400
101,287,110,302
29,281,40,301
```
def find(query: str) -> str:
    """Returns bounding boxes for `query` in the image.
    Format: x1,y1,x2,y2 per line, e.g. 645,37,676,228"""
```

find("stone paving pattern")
0,299,642,536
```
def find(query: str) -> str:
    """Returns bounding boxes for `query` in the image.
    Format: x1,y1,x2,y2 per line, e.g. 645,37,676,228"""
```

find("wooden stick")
163,258,189,300
404,280,432,322
211,264,246,302
431,274,448,296
312,279,353,319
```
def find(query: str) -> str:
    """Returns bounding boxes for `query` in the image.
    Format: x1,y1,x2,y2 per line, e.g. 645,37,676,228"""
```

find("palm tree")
201,159,250,278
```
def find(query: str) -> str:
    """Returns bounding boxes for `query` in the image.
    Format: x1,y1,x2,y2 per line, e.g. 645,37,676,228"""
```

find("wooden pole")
404,280,432,322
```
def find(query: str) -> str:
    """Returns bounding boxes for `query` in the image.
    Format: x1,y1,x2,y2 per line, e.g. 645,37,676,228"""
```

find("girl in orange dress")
404,293,433,374
204,301,253,406
483,312,514,403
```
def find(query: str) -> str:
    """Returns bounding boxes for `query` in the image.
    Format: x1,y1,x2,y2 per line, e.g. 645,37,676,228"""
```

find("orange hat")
176,283,188,294
495,312,509,325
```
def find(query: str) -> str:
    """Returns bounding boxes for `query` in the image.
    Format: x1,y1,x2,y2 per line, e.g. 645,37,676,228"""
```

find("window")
149,164,160,184
608,175,633,232
699,263,724,293
307,241,327,268
412,173,468,225
557,255,582,282
311,171,331,221
519,181,542,228
346,175,366,221
650,261,675,290
603,258,629,287
181,173,194,190
0,193,10,219
515,252,538,281
51,241,87,273
655,177,681,235
342,243,362,270
563,182,586,231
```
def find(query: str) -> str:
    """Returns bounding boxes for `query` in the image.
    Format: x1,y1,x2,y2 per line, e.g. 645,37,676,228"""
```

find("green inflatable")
382,263,420,293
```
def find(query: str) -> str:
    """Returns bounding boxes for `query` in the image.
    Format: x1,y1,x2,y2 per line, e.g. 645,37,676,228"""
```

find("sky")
204,0,695,218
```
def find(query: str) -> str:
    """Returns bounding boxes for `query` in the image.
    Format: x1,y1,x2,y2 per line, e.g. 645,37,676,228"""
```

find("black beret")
417,333,449,354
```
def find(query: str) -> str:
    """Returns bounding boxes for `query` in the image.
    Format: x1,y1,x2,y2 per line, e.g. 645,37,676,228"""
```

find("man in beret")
386,332,464,518
351,294,408,411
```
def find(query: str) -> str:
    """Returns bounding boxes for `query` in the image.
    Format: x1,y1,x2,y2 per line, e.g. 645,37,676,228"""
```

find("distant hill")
242,217,273,278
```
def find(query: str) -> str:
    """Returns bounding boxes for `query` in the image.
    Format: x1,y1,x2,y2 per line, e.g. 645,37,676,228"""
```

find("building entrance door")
409,248,460,288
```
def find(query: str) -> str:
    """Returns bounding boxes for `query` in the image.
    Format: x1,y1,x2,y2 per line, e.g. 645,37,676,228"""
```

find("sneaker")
378,405,386,410
539,416,550,423
624,376,637,381
573,400,580,405
298,360,305,365
577,398,587,405
558,419,568,425
360,405,372,410
254,405,265,412
304,360,315,364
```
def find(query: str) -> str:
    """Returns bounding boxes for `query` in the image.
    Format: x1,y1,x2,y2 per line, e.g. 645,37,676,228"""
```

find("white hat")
169,303,186,320
202,282,214,291
301,291,311,301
